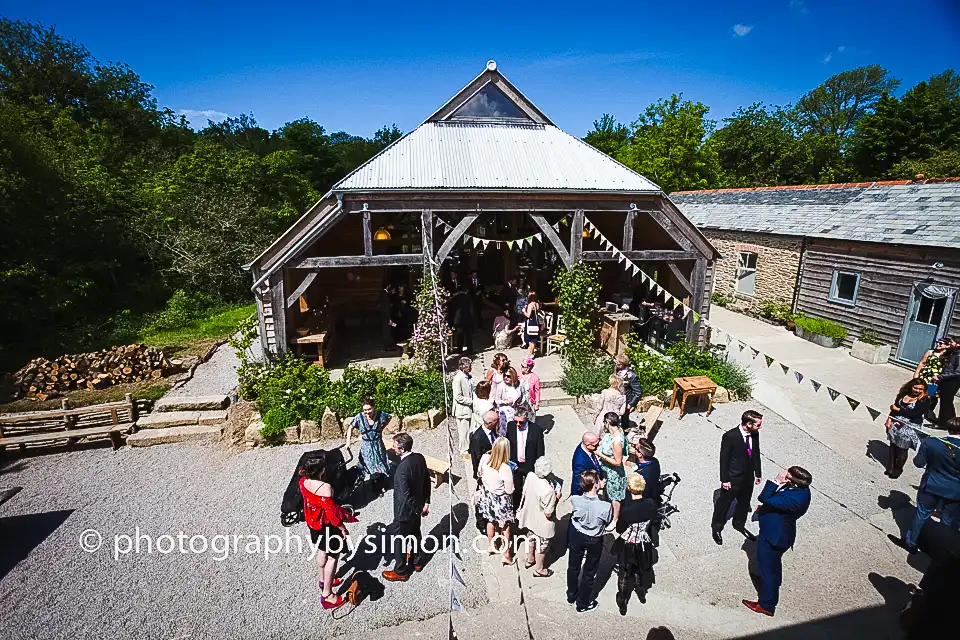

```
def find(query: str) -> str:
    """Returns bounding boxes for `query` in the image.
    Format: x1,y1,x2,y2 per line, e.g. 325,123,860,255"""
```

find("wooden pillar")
623,209,636,251
571,209,584,265
363,209,373,256
421,209,434,270
270,269,288,357
687,258,707,345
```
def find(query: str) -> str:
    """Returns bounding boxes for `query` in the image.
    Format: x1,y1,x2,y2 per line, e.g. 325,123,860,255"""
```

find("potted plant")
793,315,847,348
850,329,891,364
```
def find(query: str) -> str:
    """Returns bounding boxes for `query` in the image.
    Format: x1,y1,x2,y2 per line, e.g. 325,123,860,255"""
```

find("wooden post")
126,392,139,424
623,209,636,251
270,270,288,357
571,209,584,265
687,259,707,345
421,210,434,268
363,209,373,257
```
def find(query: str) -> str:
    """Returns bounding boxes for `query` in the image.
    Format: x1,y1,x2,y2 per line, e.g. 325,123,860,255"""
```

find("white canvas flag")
473,237,482,248
631,264,640,275
535,233,542,242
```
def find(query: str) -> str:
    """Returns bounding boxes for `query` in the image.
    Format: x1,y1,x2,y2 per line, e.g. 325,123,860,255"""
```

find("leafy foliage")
793,315,848,340
561,356,615,399
858,328,883,346
711,291,734,307
411,267,449,369
551,263,601,366
757,300,793,325
625,338,754,401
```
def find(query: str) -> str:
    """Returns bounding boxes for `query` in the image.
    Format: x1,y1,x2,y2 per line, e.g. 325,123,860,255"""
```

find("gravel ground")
0,424,486,640
166,334,261,399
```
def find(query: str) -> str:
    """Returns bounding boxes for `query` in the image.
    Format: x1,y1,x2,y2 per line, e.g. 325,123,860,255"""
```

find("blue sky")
6,1,959,137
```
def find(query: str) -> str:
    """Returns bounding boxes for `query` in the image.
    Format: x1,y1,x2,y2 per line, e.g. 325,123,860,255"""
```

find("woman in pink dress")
519,358,541,423
594,374,627,432
485,352,508,402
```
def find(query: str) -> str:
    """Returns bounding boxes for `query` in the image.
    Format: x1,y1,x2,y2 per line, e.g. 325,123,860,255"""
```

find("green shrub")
758,300,793,324
625,337,754,400
628,341,677,396
794,315,847,340
148,290,216,332
552,263,600,366
261,405,299,440
711,291,734,307
859,328,882,346
561,356,615,398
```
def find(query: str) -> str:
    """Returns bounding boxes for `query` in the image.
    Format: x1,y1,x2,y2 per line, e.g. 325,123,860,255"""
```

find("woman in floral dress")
347,396,392,494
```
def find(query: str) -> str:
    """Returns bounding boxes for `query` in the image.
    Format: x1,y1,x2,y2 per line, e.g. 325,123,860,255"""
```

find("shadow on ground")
0,509,74,581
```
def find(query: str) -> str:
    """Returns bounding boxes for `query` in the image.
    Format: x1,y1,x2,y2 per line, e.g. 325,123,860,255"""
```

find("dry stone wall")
702,230,802,314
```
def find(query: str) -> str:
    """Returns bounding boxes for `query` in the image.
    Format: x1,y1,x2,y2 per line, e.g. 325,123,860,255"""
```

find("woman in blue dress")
348,396,392,495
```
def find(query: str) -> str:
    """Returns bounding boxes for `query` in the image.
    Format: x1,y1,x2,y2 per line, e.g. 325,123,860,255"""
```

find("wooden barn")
245,61,718,363
674,180,960,365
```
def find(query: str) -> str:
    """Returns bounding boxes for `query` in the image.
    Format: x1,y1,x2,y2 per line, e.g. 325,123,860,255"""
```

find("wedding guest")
346,397,393,495
494,366,522,437
594,375,627,433
522,292,542,358
916,338,950,416
492,308,520,351
471,381,494,436
477,437,517,565
567,469,612,613
451,357,474,457
885,378,933,478
382,433,431,582
571,431,604,496
614,473,658,615
934,344,960,425
519,358,541,423
507,407,545,507
516,456,560,578
597,412,629,531
615,355,643,429
486,352,508,403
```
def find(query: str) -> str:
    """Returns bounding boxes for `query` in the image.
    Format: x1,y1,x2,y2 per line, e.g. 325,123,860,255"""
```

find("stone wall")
702,230,802,314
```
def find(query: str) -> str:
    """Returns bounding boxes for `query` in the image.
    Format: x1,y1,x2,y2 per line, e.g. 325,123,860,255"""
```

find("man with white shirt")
711,410,763,545
469,410,500,480
451,357,474,457
507,407,545,507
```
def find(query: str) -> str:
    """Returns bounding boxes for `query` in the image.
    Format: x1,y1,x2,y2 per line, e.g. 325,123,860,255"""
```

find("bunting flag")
726,333,734,345
827,387,841,401
763,354,774,367
846,396,861,412
738,341,746,352
810,379,822,393
452,563,466,588
780,363,790,375
749,347,760,359
451,593,466,613
866,406,882,421
794,371,804,384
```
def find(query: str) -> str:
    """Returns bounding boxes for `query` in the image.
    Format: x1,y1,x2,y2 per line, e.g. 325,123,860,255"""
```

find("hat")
936,338,951,345
522,358,535,369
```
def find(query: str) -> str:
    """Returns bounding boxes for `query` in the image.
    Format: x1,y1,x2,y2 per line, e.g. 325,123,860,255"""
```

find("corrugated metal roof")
334,122,660,193
672,183,960,249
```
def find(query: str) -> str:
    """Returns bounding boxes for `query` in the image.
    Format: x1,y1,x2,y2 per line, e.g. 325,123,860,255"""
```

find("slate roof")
671,181,960,250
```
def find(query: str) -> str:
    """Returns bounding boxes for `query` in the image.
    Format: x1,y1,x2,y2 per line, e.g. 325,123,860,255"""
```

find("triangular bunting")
866,406,882,421
845,395,860,412
737,341,746,352
552,223,560,232
681,306,691,319
763,354,774,367
618,254,626,263
693,311,701,323
810,379,822,392
827,387,840,401
794,371,804,384
535,232,542,242
434,217,443,228
631,264,640,275
749,347,759,359
516,238,525,249
451,592,466,613
452,562,466,587
779,363,790,375
593,227,601,238
462,236,470,245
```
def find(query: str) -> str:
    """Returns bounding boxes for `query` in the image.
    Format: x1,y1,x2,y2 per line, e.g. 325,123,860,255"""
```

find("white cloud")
179,108,229,128
823,53,832,64
732,24,753,37
789,0,809,14
837,45,847,52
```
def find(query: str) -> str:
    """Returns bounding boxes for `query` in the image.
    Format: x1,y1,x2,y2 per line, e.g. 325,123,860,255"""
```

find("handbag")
525,317,540,336
345,570,384,606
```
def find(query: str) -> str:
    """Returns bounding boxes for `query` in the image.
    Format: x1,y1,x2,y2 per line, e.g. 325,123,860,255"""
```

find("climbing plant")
411,266,450,370
551,263,601,366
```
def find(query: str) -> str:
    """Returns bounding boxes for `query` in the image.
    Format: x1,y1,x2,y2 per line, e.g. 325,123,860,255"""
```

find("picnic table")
669,375,718,419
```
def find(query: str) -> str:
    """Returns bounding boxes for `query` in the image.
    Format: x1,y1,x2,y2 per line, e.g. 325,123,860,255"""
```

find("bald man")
572,431,606,495
469,409,501,479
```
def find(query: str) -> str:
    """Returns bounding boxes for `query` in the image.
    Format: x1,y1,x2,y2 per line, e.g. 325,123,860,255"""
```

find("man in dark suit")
450,287,475,353
634,438,662,502
470,410,500,479
507,407,545,506
571,431,604,495
712,410,764,545
892,418,960,553
382,433,431,582
743,465,812,617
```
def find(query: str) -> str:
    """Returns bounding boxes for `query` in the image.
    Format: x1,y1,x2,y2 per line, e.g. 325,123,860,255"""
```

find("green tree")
709,103,806,186
617,94,720,192
583,114,629,157
891,148,960,179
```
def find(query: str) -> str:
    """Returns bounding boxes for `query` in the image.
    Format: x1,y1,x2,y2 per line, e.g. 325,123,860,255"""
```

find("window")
829,270,860,304
451,84,529,120
915,295,947,326
736,252,758,296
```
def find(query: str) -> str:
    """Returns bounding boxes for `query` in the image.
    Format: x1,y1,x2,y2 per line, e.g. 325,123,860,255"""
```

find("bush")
859,328,882,346
625,337,754,400
711,291,734,307
552,263,600,366
758,300,793,325
794,315,847,340
561,356,615,398
147,290,216,332
261,405,299,440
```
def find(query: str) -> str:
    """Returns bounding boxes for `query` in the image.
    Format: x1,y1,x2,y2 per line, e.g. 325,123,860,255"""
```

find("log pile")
12,344,175,400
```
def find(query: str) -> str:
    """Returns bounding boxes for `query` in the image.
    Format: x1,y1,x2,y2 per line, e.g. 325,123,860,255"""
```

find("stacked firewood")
12,345,175,400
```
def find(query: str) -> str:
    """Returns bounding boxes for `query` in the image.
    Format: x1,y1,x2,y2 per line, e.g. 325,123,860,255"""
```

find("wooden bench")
0,394,139,458
293,331,331,368
423,454,451,488
545,333,566,356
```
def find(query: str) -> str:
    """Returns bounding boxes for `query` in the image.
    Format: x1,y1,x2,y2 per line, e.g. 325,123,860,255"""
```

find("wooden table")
669,375,718,419
600,312,638,357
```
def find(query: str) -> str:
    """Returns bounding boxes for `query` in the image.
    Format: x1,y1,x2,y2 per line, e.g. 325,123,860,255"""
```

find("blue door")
898,284,956,364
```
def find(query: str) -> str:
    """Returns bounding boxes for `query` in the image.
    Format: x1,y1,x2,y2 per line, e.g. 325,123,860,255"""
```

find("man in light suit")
382,433,431,582
506,407,545,506
451,357,474,457
571,431,605,496
892,418,960,553
712,410,763,545
743,465,812,617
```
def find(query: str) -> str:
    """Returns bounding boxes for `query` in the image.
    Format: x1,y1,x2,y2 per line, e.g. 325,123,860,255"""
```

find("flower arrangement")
411,267,450,370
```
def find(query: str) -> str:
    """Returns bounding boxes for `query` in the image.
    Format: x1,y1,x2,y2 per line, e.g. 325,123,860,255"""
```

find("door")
898,283,957,364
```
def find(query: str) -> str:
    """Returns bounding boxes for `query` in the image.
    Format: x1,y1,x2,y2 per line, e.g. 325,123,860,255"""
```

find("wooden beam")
666,262,693,294
421,210,434,266
571,209,584,264
686,258,708,345
286,272,318,308
295,254,424,269
529,214,572,268
623,209,637,251
362,210,372,257
582,250,700,262
435,213,479,264
270,271,288,356
648,209,693,250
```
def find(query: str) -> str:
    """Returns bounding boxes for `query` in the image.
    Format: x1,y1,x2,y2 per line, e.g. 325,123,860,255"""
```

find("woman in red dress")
300,457,358,610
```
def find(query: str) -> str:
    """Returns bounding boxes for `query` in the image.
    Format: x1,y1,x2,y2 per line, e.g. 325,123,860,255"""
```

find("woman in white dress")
471,380,494,435
485,352,508,405
494,366,522,437
594,374,627,433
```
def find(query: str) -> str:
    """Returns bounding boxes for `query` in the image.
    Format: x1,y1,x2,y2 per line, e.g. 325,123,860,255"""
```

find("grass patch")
0,379,171,413
140,303,255,354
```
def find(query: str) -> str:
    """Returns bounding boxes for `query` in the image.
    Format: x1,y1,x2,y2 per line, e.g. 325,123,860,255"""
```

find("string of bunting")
581,216,888,427
433,213,574,252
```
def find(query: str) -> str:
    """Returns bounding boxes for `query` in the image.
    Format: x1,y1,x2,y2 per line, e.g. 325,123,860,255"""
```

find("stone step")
540,377,562,389
135,409,229,429
154,394,230,413
538,387,576,407
127,425,222,447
